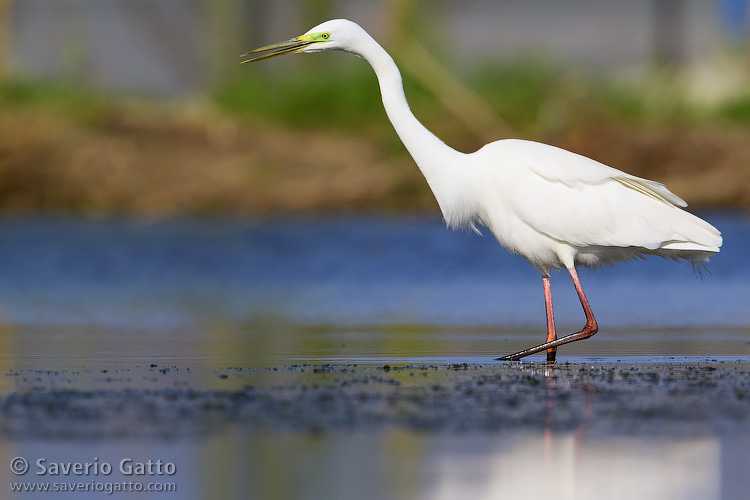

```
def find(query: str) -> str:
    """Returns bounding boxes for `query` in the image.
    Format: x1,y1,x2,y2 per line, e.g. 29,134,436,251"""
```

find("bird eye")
322,32,330,39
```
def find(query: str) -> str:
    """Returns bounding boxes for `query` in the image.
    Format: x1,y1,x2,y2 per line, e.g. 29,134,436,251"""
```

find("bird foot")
497,323,598,362
496,340,559,361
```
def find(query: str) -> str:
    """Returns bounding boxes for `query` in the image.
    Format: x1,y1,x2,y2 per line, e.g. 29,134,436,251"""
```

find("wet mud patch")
2,361,748,439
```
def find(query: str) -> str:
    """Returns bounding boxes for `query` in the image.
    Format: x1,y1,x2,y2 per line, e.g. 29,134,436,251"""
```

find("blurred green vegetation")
216,59,576,137
717,94,750,123
3,57,750,142
214,57,750,138
0,80,109,123
0,56,749,214
215,67,387,131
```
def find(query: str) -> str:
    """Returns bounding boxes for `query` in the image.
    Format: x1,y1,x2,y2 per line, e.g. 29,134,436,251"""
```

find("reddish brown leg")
543,274,557,363
498,267,598,361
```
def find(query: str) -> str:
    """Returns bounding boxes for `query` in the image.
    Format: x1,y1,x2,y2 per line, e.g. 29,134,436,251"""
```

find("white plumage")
469,139,721,272
244,19,722,361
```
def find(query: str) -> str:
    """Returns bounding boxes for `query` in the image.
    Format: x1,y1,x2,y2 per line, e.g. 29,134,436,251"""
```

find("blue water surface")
0,212,745,331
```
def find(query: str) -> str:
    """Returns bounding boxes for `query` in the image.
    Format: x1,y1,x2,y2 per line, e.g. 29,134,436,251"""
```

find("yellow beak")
240,35,316,63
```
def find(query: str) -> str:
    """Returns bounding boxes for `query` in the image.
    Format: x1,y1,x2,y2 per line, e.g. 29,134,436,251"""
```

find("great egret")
242,19,722,362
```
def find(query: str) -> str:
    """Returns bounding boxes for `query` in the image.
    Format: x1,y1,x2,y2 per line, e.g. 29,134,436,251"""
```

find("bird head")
240,19,369,63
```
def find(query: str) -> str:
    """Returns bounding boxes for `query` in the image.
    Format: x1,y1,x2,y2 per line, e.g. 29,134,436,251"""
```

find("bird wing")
483,140,720,252
505,139,687,207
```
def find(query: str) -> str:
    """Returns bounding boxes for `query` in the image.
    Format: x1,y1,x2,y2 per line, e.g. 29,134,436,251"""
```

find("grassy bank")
0,63,749,216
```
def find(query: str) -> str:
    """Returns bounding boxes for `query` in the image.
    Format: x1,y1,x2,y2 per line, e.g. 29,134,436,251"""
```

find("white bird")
242,19,722,362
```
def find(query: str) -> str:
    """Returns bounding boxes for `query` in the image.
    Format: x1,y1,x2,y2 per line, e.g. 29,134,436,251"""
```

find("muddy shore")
3,360,748,439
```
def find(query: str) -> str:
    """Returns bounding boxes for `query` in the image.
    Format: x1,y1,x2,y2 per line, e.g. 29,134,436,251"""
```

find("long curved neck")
354,36,462,180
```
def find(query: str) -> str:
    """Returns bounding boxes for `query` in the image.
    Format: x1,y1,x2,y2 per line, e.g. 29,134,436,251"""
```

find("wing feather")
478,140,721,254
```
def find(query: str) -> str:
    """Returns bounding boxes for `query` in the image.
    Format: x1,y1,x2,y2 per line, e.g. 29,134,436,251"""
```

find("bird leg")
543,274,557,363
498,267,598,361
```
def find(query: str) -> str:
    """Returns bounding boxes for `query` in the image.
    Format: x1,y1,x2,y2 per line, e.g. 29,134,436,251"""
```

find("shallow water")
0,213,748,500
0,212,747,367
3,430,748,500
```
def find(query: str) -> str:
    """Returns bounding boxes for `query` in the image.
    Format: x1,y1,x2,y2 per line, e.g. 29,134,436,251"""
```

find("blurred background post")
652,0,687,74
0,0,11,80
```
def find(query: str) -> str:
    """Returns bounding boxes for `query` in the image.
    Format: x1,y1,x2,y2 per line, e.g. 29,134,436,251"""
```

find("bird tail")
654,211,721,269
658,211,722,255
617,175,723,257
